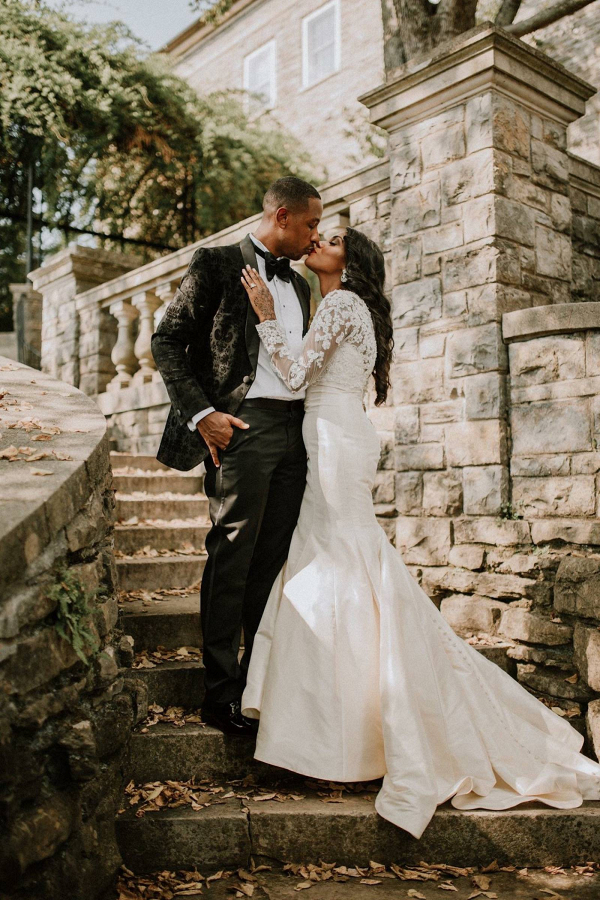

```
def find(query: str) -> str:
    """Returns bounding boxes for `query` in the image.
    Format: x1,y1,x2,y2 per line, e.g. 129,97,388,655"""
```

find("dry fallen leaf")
472,875,491,890
30,468,53,476
407,892,426,899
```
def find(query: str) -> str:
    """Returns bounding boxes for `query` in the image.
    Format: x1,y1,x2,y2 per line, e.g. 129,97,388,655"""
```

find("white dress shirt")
187,233,305,431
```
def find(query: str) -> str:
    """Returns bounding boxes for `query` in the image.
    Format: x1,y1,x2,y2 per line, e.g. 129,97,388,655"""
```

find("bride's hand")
241,265,276,322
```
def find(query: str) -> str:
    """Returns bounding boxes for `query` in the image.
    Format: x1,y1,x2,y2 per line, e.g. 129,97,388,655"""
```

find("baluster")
107,298,138,391
154,281,178,330
132,290,162,384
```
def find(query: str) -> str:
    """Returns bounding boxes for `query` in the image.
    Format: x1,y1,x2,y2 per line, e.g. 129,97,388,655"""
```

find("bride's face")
304,228,346,276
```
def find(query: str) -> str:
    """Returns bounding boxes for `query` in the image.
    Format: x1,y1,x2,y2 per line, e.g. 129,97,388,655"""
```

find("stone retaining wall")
0,358,142,898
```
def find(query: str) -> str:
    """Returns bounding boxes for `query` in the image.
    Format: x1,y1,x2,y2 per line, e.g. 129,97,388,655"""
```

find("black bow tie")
252,243,292,282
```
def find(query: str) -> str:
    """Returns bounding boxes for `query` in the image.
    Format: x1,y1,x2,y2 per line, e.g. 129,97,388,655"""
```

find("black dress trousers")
200,402,307,705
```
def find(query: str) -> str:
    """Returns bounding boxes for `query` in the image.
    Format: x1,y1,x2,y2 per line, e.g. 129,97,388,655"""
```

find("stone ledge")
503,301,600,341
0,357,107,594
96,378,169,415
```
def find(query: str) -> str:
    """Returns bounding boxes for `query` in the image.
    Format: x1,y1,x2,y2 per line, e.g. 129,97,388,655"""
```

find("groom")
151,177,322,735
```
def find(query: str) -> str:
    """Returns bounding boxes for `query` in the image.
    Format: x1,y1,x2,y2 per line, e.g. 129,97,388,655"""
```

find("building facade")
165,0,600,182
165,0,386,182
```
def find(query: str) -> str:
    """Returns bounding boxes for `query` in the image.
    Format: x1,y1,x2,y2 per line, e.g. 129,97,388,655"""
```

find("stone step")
128,723,293,784
126,643,513,710
115,789,600,873
115,494,209,522
128,659,205,708
116,554,207,592
120,595,203,650
112,473,205,495
115,521,209,555
110,452,177,472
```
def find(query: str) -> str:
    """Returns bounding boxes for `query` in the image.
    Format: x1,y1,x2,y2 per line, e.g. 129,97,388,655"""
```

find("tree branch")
504,0,598,36
495,0,522,27
0,210,179,251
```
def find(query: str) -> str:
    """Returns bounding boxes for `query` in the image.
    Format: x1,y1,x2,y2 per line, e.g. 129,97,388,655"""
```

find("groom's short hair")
263,177,321,212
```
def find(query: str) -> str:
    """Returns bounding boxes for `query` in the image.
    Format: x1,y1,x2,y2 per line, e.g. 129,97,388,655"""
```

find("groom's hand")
198,411,249,467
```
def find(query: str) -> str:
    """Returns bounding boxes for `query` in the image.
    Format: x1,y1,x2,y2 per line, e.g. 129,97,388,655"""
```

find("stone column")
132,290,162,384
10,283,42,369
28,246,141,387
108,299,139,391
359,24,595,566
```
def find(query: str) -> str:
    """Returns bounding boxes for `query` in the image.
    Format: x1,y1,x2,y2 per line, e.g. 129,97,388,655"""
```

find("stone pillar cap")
359,23,596,133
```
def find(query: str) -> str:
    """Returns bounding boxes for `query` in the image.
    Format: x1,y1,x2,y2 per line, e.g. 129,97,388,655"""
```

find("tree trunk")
380,0,598,76
382,0,480,74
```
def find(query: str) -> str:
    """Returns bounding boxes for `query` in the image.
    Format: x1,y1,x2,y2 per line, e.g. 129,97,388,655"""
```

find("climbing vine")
48,567,101,664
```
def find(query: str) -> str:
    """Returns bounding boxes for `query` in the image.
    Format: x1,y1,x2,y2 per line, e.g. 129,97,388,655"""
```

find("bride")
238,226,600,840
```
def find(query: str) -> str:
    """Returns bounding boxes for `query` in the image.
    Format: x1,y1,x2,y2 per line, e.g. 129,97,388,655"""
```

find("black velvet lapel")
240,235,261,373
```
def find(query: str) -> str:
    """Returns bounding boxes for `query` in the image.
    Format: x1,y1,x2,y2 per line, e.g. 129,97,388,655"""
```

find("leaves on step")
119,582,201,605
118,515,207,527
115,542,204,559
132,646,203,668
124,777,233,816
116,863,210,898
138,703,205,730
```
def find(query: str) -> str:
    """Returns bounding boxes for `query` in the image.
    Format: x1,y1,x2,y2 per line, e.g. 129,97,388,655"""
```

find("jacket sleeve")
255,289,356,392
151,247,220,423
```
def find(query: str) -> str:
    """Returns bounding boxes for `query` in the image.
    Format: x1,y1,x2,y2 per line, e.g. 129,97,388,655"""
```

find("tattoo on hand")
241,265,276,321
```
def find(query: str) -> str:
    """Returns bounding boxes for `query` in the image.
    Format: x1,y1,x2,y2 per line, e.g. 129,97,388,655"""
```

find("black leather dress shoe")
201,699,258,736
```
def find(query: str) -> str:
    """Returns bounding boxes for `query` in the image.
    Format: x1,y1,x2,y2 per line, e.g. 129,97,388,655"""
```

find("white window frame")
243,40,277,115
301,0,341,91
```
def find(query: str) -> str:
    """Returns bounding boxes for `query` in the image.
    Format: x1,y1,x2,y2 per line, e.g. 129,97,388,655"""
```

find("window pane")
245,44,275,112
305,5,337,86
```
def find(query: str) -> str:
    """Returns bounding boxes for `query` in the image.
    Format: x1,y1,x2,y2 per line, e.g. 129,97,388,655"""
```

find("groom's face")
278,197,323,260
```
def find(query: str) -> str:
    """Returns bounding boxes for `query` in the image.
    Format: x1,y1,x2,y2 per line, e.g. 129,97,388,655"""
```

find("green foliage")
0,0,313,325
48,566,101,664
498,502,524,520
189,0,237,29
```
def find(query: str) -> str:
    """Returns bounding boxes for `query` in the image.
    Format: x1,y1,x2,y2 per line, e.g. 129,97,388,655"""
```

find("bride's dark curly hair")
342,227,393,406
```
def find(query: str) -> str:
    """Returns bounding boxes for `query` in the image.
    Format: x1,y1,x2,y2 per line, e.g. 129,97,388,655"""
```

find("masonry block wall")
360,26,600,754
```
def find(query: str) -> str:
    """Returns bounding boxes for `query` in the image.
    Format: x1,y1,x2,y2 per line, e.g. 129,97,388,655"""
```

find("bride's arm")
251,284,357,392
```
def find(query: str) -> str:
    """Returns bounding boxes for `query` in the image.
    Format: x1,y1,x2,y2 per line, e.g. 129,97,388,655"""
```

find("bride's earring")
341,268,348,283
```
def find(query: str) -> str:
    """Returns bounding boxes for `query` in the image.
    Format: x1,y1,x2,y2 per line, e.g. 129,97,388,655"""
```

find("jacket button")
243,374,254,384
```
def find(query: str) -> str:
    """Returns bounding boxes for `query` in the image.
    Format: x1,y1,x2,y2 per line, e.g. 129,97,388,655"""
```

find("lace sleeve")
255,289,359,392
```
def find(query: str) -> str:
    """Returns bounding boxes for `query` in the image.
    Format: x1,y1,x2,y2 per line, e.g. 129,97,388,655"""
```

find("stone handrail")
63,158,389,398
0,358,108,589
0,356,137,896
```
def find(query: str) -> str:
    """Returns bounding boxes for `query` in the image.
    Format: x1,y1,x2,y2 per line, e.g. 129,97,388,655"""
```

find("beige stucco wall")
171,0,386,182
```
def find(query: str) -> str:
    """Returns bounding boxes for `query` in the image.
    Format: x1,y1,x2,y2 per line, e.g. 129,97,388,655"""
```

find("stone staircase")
111,452,600,876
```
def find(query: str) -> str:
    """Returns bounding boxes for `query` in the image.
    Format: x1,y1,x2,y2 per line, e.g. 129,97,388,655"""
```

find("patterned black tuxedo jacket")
151,234,312,471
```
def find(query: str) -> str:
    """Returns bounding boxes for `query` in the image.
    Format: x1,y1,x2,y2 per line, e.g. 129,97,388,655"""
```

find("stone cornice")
162,0,261,60
503,302,600,342
28,245,141,293
359,24,596,133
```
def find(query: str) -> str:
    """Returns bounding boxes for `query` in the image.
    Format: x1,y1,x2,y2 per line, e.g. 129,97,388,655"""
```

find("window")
302,0,340,89
243,41,276,115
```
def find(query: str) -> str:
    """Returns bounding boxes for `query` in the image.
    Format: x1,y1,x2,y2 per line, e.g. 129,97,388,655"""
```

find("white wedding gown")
240,288,600,840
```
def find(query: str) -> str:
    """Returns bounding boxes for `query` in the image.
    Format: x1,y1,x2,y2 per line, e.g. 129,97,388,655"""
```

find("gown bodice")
255,288,378,398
